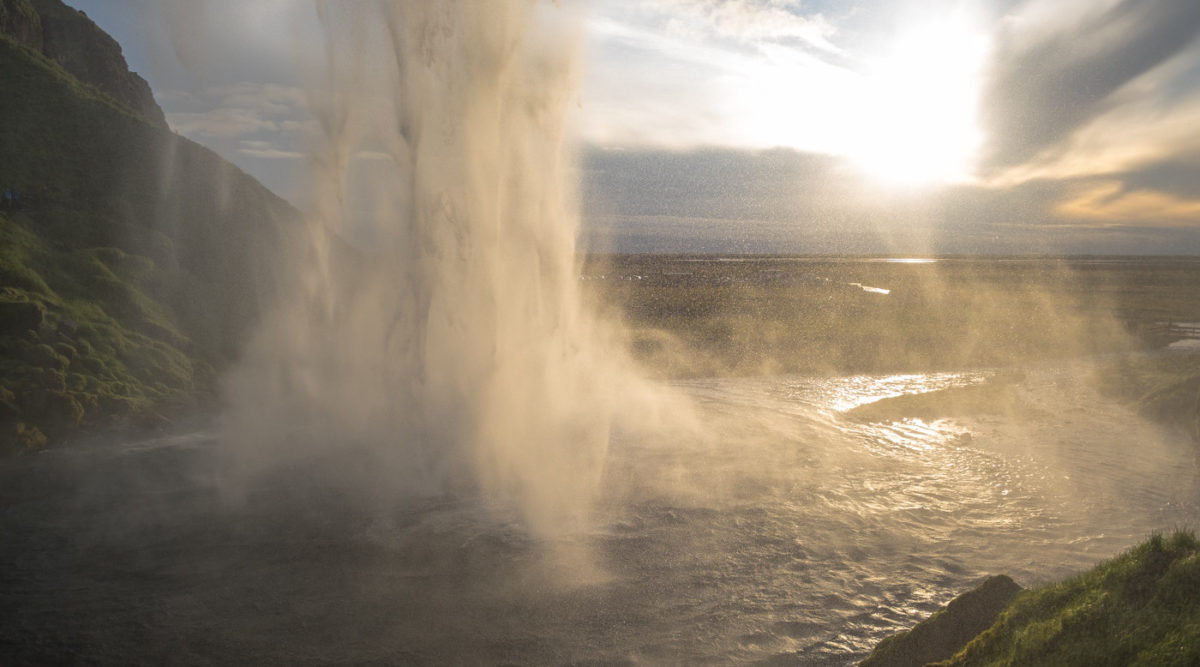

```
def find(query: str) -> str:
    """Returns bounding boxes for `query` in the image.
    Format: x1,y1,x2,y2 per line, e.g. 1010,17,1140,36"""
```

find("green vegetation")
0,11,298,453
0,210,200,451
933,531,1200,666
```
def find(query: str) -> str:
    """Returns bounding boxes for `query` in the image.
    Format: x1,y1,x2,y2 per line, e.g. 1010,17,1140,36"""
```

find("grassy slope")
937,532,1200,666
0,210,195,450
0,32,297,452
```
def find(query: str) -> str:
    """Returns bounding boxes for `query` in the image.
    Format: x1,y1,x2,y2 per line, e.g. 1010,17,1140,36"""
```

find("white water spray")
220,1,659,536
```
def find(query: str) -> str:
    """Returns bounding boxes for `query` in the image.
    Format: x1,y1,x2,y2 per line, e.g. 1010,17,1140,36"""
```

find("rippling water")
2,363,1197,664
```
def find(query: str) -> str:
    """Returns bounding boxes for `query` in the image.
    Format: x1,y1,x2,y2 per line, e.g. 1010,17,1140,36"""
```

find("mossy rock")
30,342,68,367
65,370,85,391
39,389,82,426
0,298,45,334
1,420,47,454
53,340,75,360
0,385,19,419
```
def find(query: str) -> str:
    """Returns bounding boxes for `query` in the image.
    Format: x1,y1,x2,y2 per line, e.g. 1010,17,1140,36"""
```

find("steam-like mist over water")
9,2,1200,665
6,359,1199,663
220,2,662,538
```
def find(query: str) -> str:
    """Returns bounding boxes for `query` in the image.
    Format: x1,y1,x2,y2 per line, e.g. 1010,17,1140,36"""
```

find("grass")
0,28,297,453
936,531,1200,666
0,210,198,452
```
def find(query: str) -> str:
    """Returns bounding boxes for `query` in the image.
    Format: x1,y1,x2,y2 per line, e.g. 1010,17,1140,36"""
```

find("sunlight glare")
847,13,990,187
728,9,989,188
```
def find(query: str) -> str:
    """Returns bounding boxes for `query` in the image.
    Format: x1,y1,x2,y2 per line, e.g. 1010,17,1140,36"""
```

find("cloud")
238,140,303,160
661,0,840,52
1053,179,1200,226
147,0,318,88
214,82,306,116
976,0,1200,237
981,0,1200,173
74,0,1200,254
167,108,278,138
162,82,307,139
582,16,758,147
986,76,1200,187
579,145,1200,254
582,4,859,150
354,151,393,162
582,146,860,222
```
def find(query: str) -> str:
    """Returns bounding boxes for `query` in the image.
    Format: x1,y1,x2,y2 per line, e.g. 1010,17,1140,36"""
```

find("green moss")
0,16,302,452
0,210,202,450
4,421,47,454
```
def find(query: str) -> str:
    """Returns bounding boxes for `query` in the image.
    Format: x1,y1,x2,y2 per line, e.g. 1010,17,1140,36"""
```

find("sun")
844,14,990,187
730,10,990,188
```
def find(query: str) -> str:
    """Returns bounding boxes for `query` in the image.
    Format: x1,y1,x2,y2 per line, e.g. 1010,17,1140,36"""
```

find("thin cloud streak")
655,0,841,53
1054,180,1200,227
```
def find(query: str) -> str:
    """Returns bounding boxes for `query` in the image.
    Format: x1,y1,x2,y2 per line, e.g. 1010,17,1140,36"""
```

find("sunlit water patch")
1,364,1197,664
848,282,891,294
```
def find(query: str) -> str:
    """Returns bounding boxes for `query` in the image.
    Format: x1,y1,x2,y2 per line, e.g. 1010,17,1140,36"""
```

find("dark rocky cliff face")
0,1,304,451
2,0,165,127
0,0,42,51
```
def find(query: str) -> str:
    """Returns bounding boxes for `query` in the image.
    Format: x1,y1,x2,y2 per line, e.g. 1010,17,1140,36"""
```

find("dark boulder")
861,574,1022,667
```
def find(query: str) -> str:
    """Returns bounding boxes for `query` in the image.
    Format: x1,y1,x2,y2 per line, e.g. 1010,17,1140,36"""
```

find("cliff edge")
0,1,299,452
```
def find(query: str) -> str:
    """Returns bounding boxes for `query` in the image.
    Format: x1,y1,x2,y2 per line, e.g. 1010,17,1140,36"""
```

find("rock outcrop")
0,0,41,51
860,575,1023,667
1,0,165,126
0,1,301,451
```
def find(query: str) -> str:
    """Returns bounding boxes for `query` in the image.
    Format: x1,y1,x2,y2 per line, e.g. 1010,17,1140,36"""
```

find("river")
2,361,1197,664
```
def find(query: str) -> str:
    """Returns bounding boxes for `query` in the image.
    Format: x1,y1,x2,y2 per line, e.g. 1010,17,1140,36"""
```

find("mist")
213,2,681,540
4,1,1200,664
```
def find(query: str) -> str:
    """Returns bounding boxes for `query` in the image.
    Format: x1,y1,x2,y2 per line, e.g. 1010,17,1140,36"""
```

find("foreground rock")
861,575,1022,667
864,532,1200,666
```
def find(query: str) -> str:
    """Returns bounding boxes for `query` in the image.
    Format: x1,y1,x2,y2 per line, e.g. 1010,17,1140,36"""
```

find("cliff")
2,0,165,126
0,1,301,451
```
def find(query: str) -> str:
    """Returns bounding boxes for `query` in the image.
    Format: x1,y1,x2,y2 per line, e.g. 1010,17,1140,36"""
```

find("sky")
68,0,1200,254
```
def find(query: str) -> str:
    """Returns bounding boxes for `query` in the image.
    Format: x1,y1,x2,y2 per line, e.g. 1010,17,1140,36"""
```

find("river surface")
2,361,1198,664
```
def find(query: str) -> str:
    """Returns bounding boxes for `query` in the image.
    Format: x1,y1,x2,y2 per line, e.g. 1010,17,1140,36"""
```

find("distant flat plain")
582,255,1200,377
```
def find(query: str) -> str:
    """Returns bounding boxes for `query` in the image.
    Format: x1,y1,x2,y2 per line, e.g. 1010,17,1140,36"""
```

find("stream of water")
2,361,1196,664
